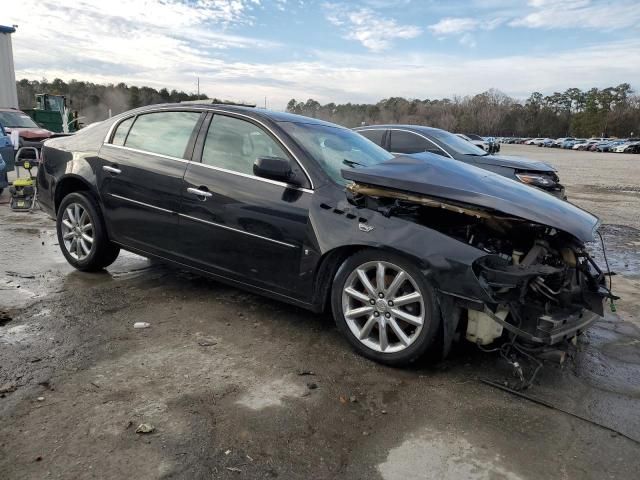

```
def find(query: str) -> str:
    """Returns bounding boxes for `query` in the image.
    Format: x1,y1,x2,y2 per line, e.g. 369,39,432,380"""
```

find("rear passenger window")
202,115,289,175
358,129,386,147
111,117,134,146
124,111,201,159
390,131,429,154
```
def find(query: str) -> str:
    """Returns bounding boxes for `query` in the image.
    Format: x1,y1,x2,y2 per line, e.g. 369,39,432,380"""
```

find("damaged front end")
344,178,611,348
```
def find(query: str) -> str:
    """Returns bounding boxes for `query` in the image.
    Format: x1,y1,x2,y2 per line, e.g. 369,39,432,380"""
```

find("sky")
5,0,640,109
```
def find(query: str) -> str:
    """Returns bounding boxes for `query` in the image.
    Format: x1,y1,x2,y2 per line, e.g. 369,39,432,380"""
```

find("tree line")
15,78,640,137
16,78,209,123
287,84,640,138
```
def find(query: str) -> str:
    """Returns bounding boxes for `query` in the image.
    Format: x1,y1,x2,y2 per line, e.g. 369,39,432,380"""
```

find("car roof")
354,124,448,135
0,108,25,113
131,103,339,128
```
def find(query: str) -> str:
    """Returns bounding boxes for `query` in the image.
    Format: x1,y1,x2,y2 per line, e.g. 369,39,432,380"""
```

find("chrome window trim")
357,127,454,159
108,193,175,214
103,143,312,194
178,213,297,249
102,143,190,163
187,160,313,194
103,106,314,189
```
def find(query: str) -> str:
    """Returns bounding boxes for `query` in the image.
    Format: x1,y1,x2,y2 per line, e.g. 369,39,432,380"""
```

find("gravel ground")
1,145,639,479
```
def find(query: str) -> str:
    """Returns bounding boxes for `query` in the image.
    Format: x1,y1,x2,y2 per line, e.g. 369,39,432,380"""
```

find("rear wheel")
56,192,120,271
331,250,441,366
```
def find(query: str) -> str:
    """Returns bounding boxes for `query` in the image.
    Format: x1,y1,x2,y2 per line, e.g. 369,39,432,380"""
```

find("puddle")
378,429,523,480
236,377,307,410
0,310,12,326
588,224,640,278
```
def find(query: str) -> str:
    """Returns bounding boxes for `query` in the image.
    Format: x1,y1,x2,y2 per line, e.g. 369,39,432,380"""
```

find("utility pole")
197,77,200,97
264,96,267,109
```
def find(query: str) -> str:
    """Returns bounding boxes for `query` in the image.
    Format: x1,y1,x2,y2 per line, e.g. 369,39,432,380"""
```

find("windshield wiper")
342,159,366,168
464,153,489,157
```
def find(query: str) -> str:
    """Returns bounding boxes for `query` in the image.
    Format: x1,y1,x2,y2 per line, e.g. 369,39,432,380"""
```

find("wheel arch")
54,175,99,214
311,244,437,313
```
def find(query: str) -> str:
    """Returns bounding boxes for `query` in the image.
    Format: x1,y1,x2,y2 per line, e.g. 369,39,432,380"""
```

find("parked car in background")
355,125,565,198
0,123,13,193
613,140,640,153
573,140,599,151
562,138,586,149
541,138,555,147
524,138,546,145
596,140,624,152
455,133,492,153
0,108,53,159
554,137,574,147
482,136,500,153
37,104,609,365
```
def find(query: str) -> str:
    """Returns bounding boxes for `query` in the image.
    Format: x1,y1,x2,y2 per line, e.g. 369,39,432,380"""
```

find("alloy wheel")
60,202,94,261
341,260,425,353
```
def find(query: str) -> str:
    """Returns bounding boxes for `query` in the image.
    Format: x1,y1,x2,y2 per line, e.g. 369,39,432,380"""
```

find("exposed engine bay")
346,182,612,348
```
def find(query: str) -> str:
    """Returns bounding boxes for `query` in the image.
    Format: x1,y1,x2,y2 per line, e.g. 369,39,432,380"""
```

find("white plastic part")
465,308,508,345
133,322,150,329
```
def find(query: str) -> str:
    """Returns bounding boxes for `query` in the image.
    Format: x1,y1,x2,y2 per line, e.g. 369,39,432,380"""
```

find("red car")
0,108,53,158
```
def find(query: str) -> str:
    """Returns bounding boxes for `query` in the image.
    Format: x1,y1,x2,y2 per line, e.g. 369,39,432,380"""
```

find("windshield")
280,122,394,184
0,111,39,128
431,129,487,156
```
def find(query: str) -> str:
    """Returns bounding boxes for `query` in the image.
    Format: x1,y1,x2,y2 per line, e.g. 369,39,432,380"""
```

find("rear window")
358,129,386,148
111,117,135,146
390,131,429,154
124,111,201,159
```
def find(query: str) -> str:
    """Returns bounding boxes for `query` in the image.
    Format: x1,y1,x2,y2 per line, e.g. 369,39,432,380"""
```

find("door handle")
187,187,213,199
103,165,121,175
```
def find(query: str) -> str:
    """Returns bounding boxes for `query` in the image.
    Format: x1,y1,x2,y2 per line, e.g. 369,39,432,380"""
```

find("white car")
455,133,489,152
572,140,598,150
613,141,640,153
613,144,628,153
525,138,546,145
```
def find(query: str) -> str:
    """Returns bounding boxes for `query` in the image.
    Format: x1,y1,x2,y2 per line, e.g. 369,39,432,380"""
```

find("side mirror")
253,156,297,184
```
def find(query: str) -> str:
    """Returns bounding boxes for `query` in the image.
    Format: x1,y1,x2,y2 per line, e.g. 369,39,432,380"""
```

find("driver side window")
202,115,289,175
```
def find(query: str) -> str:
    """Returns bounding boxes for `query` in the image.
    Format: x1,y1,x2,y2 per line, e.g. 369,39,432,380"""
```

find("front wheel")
56,192,120,271
331,250,441,366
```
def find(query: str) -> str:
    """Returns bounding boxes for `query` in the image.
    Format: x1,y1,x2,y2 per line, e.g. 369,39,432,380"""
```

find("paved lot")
1,145,639,479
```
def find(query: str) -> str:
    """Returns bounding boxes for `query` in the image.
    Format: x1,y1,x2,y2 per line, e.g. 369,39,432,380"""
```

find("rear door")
97,110,204,257
178,112,312,295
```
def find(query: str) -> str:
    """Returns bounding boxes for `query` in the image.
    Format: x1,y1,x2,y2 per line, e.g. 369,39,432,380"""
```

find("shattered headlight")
515,173,557,188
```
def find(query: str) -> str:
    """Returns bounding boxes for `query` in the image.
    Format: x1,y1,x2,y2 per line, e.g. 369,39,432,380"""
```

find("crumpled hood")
5,127,53,140
342,153,598,242
472,154,556,172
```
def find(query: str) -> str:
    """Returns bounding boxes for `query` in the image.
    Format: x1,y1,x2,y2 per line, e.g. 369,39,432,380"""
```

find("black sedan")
38,104,608,365
354,125,564,198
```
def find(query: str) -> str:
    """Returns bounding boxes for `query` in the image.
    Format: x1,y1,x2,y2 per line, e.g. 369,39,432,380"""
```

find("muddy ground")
1,144,639,479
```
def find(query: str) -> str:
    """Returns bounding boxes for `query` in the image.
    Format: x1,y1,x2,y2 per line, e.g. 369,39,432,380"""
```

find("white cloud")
5,0,640,111
427,15,504,47
428,17,478,36
459,34,477,48
512,0,640,29
324,3,422,51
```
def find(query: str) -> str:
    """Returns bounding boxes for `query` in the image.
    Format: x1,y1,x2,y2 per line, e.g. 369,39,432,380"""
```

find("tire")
331,249,441,366
56,192,120,271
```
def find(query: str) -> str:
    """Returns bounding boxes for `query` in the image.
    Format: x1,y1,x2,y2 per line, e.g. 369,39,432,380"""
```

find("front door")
97,110,203,257
178,113,312,295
